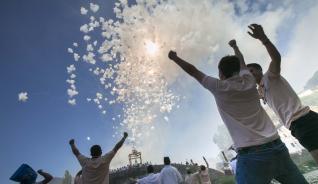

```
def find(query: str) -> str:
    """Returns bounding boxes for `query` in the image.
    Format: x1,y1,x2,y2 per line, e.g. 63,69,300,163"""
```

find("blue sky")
1,0,318,182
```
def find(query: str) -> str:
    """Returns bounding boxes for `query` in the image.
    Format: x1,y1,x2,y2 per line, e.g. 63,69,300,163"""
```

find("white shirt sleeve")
102,150,116,163
77,154,88,167
200,75,219,93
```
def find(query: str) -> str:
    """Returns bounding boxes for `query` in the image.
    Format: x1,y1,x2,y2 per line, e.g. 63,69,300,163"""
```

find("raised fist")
228,39,237,47
168,51,178,60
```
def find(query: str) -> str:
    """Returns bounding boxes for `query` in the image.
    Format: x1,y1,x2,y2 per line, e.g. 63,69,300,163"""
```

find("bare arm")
37,170,53,184
113,132,128,153
69,139,80,157
248,24,281,74
229,39,246,69
168,51,206,83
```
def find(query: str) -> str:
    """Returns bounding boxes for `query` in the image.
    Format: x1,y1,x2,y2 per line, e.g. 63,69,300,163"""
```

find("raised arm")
203,156,209,168
248,24,281,74
37,170,53,184
229,39,246,69
112,132,128,153
168,51,206,82
69,139,81,157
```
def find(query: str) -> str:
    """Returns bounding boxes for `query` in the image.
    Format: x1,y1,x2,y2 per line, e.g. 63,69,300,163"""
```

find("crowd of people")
10,23,318,184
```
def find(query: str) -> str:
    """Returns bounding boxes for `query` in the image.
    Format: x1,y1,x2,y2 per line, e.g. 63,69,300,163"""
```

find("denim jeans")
236,139,308,184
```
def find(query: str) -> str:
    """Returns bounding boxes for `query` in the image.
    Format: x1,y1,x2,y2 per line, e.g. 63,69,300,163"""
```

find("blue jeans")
236,139,308,184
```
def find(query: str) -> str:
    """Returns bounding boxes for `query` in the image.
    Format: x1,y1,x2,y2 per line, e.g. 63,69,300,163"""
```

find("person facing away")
20,170,53,184
190,157,211,184
159,157,183,184
230,23,318,165
69,132,128,184
136,165,160,184
168,47,307,183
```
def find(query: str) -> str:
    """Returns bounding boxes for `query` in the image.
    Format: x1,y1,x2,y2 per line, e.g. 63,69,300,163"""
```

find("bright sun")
145,40,158,55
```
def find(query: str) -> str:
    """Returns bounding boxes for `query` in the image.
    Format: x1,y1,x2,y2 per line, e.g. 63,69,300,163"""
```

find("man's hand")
228,39,237,48
69,139,75,145
123,132,128,138
248,24,267,42
168,51,178,60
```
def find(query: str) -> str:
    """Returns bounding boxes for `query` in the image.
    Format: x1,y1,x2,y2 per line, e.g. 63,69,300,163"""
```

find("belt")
237,139,282,154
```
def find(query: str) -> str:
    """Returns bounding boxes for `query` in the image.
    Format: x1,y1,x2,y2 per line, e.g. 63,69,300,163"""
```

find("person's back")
160,165,182,184
201,62,278,148
77,151,114,184
168,47,307,183
69,132,128,184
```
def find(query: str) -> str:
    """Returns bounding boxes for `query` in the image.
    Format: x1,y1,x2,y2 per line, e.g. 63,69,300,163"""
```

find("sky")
1,0,318,182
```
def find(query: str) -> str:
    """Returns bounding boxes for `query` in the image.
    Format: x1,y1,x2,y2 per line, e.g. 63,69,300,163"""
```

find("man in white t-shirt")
168,46,307,183
160,157,183,184
69,132,128,184
232,24,318,164
136,165,160,184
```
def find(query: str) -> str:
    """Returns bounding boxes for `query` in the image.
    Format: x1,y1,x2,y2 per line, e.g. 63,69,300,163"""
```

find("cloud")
67,48,73,53
18,92,28,102
80,7,88,15
68,99,76,105
282,2,318,91
73,53,80,61
90,3,100,13
67,89,79,98
66,64,76,73
80,24,89,33
83,35,91,41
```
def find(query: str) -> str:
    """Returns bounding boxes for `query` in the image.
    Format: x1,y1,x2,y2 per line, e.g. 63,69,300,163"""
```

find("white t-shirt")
137,173,160,184
160,165,183,184
259,71,310,129
201,69,279,148
77,150,116,184
230,159,237,175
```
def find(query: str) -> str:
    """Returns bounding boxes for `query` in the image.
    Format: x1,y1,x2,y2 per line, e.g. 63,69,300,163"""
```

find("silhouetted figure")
159,157,183,184
232,23,318,165
168,43,307,183
69,132,128,184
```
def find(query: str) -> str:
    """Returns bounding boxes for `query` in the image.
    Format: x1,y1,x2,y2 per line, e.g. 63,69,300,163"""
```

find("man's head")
90,145,102,158
200,165,206,171
218,56,240,80
147,165,154,174
164,157,171,165
246,63,263,84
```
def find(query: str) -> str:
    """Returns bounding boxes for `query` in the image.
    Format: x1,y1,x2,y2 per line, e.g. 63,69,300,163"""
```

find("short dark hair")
247,63,263,71
147,165,154,173
164,157,171,165
200,165,206,171
90,145,102,157
218,56,240,79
